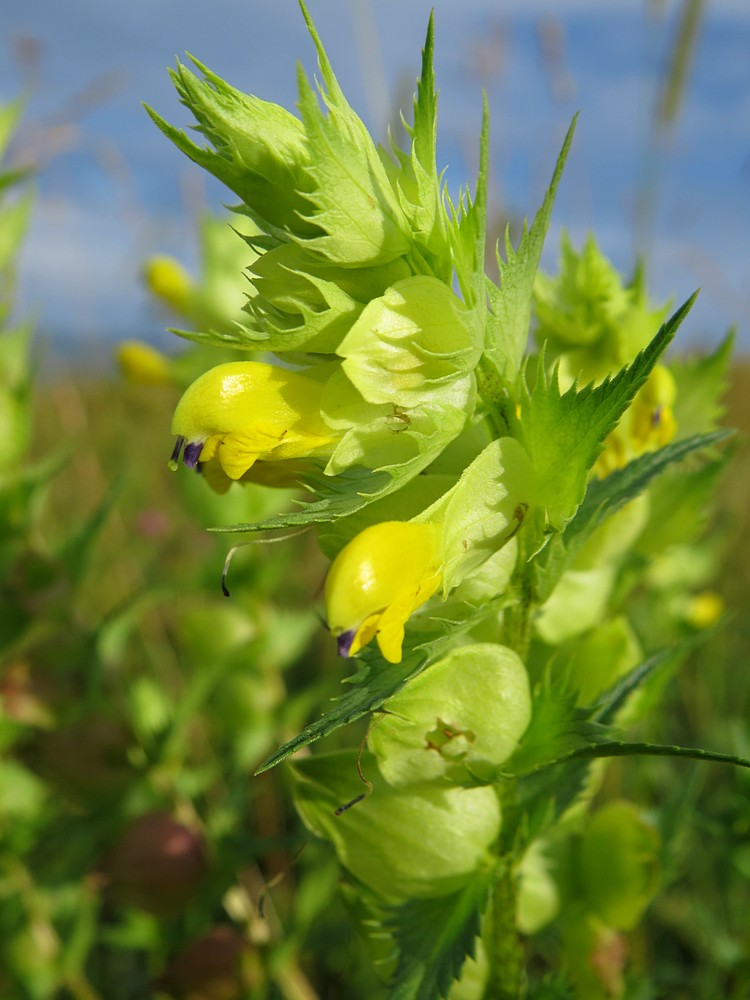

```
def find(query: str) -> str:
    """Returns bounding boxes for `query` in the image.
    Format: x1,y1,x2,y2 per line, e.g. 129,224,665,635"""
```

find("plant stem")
484,860,527,1000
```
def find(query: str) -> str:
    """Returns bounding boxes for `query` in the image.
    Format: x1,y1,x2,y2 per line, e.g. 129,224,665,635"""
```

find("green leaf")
636,444,732,554
294,5,410,265
534,427,733,601
520,294,696,529
386,871,493,1000
0,192,33,274
500,647,681,847
485,116,577,387
0,96,25,161
504,674,609,782
671,329,734,439
446,100,489,315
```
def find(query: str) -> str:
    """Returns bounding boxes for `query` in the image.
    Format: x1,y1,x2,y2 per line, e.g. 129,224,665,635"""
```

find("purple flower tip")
336,630,356,658
183,441,204,469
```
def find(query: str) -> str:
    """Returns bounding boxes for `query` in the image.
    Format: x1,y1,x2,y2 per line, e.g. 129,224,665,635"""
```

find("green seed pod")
368,644,531,786
515,840,561,935
291,751,501,903
576,800,661,931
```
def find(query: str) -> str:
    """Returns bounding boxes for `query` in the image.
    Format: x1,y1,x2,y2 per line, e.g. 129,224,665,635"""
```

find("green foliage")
141,8,743,996
386,872,493,1000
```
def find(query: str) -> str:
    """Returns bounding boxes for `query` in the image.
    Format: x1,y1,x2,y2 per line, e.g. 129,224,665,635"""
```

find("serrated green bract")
533,235,669,386
147,58,314,240
671,331,734,439
519,296,695,529
293,9,410,266
533,427,733,601
385,872,493,1000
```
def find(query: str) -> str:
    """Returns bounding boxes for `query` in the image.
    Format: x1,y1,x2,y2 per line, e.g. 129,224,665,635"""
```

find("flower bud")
291,751,501,903
596,365,677,477
116,340,173,386
516,840,560,935
368,644,531,786
324,520,443,663
170,362,334,482
143,255,193,314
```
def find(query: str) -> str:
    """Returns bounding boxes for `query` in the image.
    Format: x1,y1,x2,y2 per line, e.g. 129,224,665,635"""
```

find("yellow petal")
325,521,443,663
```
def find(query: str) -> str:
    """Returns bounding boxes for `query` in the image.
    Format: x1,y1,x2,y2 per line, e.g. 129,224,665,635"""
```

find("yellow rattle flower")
324,521,443,664
116,340,172,386
596,365,677,477
143,255,194,314
170,362,335,480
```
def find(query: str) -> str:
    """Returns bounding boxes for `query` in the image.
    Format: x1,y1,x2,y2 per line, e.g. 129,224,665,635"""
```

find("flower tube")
170,362,335,482
324,521,443,664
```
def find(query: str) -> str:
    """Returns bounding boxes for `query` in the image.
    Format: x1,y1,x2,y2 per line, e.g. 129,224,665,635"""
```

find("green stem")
503,518,537,661
476,357,512,438
484,860,527,1000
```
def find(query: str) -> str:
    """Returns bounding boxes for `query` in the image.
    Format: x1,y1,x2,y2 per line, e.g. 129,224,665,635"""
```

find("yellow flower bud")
629,364,677,452
596,364,677,477
116,340,172,385
684,590,724,629
143,255,194,314
170,362,335,481
324,521,443,664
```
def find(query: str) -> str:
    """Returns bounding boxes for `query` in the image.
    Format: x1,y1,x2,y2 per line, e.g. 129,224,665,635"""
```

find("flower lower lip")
183,441,204,468
336,630,356,658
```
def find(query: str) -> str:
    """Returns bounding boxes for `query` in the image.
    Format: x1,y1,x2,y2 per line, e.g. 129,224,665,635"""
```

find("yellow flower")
116,340,172,385
170,362,335,481
143,255,193,314
684,590,724,630
596,365,677,477
324,521,443,664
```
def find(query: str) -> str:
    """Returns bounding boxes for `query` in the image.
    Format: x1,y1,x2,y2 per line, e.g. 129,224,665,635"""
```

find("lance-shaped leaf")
446,100,489,315
534,426,733,602
385,13,451,278
484,116,577,389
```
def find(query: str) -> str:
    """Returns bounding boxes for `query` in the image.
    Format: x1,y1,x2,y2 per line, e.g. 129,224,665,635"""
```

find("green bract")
291,751,501,903
368,644,531,786
576,801,661,931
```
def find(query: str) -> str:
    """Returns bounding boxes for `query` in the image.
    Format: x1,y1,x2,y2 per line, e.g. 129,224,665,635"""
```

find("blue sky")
1,0,749,361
